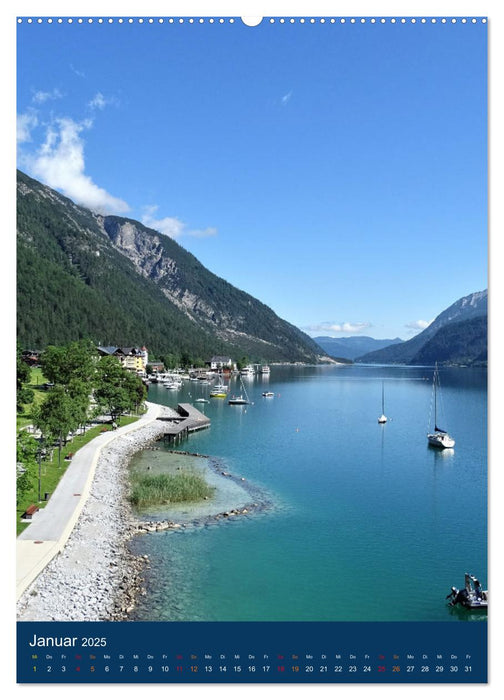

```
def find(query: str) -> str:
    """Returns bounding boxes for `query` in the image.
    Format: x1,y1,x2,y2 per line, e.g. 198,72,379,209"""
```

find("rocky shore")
16,419,169,622
16,412,269,622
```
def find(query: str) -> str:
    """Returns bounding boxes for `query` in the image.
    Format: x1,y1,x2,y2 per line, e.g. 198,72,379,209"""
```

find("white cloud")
89,92,107,110
32,88,63,104
281,90,293,105
17,111,38,143
303,321,371,335
88,92,118,111
23,116,129,215
405,319,433,331
142,205,217,239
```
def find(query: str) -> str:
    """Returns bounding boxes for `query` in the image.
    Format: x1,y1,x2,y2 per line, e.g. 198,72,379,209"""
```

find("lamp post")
37,437,44,503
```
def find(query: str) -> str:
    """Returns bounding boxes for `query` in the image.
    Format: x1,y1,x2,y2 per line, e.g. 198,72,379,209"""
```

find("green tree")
67,378,93,433
160,353,180,370
16,343,31,388
33,387,79,466
40,339,98,386
180,351,192,368
236,356,249,371
17,344,34,412
16,431,39,504
123,371,147,412
17,386,35,413
94,356,146,421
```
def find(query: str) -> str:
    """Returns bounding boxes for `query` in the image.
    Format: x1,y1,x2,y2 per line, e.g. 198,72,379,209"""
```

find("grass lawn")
16,414,139,535
16,367,49,429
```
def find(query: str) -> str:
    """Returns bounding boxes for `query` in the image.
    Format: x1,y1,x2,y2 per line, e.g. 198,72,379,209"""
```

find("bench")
22,504,39,519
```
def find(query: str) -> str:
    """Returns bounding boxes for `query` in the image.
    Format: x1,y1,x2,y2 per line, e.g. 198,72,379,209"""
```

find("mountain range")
16,170,487,368
16,170,324,364
356,290,487,366
313,336,403,361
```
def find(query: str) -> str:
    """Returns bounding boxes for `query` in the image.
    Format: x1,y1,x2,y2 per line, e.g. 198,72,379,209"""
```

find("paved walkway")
16,401,164,600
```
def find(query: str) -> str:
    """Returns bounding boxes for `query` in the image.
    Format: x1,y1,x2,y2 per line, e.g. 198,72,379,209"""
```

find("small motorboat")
262,391,274,397
446,573,487,610
240,364,256,376
194,398,209,404
164,381,182,389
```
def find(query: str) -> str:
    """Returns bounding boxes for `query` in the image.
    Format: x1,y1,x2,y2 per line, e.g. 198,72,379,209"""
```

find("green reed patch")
129,471,214,507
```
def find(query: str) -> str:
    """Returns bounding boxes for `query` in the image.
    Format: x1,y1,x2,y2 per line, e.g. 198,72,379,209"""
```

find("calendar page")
15,4,489,687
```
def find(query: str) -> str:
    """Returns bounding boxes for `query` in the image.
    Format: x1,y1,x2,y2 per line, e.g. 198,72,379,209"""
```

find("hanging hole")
241,17,263,27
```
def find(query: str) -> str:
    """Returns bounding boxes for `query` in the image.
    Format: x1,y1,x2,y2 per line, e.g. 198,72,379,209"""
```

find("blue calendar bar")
17,621,487,683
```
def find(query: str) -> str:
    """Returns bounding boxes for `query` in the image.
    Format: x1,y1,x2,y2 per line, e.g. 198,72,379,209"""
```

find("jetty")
159,403,211,444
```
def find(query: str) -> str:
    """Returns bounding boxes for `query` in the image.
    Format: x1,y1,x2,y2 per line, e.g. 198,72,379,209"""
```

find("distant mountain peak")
357,289,487,366
314,335,403,361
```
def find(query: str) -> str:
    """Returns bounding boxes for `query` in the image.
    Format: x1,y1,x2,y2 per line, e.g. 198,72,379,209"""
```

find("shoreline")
16,410,268,622
132,451,272,535
16,419,168,621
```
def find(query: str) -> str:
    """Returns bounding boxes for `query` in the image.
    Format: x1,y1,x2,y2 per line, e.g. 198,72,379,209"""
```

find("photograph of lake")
129,364,487,622
15,8,489,686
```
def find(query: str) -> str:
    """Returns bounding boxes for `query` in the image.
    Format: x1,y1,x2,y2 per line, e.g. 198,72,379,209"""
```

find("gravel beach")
16,419,169,622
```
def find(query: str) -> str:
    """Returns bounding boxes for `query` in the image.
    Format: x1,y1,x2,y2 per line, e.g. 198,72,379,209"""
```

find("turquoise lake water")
129,364,487,622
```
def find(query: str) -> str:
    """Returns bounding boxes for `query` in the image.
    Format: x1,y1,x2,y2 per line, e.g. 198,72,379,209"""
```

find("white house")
207,355,234,370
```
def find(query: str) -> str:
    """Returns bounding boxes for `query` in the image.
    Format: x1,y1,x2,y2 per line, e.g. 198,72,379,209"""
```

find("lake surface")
129,364,487,622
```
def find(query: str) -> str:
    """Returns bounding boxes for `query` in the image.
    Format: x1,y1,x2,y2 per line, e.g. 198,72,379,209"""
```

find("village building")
206,355,235,371
21,350,42,366
97,346,149,374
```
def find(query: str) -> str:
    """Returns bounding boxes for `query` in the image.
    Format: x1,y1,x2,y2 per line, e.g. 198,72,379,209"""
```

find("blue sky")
16,13,488,340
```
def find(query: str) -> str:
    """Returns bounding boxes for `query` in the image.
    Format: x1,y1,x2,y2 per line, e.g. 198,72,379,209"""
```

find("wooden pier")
158,403,211,445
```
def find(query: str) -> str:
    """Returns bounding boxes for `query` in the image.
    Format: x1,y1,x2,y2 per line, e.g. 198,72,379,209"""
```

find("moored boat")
210,373,228,398
228,375,252,405
164,380,182,390
378,380,387,423
446,573,487,610
427,363,455,448
240,364,255,376
228,395,250,405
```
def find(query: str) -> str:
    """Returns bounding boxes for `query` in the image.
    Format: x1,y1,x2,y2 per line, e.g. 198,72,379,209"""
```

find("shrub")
129,472,214,507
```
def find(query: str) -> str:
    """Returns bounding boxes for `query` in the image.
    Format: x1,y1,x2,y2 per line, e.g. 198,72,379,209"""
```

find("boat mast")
434,363,438,429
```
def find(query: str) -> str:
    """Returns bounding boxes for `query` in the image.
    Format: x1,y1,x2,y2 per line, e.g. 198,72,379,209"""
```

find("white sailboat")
378,381,387,423
228,375,252,405
427,363,455,448
210,372,228,398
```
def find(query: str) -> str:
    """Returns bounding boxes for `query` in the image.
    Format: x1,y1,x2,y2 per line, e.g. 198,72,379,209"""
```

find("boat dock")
159,403,211,444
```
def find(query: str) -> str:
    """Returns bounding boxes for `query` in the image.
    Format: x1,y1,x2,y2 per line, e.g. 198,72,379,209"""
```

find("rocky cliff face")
99,217,240,327
99,218,172,281
17,169,322,362
97,214,321,358
98,217,213,322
